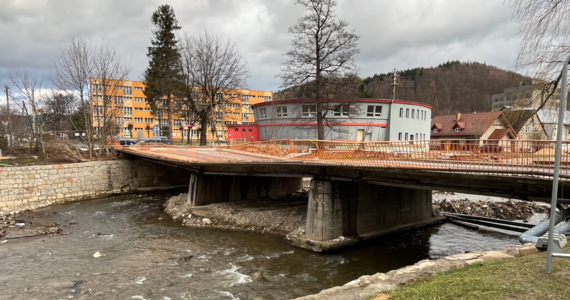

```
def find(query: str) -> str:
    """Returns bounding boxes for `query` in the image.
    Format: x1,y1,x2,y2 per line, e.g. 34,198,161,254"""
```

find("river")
0,193,521,300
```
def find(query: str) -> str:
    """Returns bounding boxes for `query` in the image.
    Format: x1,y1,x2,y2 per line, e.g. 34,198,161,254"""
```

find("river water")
0,194,521,300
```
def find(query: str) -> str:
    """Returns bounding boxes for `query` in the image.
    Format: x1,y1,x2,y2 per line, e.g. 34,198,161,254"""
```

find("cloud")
0,0,520,95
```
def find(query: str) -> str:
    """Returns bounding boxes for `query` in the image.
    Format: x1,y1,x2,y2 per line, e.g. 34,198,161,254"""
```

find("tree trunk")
199,110,208,146
167,94,173,142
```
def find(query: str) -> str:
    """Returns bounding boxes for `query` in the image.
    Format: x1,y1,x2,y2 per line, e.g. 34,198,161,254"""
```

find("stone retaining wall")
0,159,190,209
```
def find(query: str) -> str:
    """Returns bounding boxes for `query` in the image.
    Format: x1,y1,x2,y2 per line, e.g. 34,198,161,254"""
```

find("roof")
536,110,570,125
251,99,433,110
431,111,514,138
487,128,513,140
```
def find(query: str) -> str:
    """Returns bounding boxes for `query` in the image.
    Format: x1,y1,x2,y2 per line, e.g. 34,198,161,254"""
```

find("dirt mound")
163,194,308,236
433,198,549,220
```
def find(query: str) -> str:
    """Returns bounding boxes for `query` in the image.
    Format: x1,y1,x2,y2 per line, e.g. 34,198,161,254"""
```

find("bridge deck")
118,139,570,180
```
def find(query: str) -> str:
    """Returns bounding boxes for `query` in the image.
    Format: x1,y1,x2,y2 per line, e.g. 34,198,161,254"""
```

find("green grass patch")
367,242,570,300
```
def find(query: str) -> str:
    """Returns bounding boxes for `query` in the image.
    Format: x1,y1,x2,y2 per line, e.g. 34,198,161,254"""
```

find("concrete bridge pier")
187,173,303,206
290,179,443,252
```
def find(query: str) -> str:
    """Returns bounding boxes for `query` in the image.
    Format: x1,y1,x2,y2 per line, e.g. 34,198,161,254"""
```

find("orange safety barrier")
116,139,570,180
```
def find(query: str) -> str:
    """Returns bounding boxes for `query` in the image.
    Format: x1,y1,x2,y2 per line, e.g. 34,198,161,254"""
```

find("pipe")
442,212,536,229
519,208,570,244
450,217,528,233
553,219,570,234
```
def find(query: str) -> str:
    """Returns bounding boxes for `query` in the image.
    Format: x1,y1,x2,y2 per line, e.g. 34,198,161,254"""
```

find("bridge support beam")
187,173,302,206
291,179,442,252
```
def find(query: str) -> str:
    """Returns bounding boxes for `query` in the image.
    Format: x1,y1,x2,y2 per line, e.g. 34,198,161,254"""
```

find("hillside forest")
275,61,531,116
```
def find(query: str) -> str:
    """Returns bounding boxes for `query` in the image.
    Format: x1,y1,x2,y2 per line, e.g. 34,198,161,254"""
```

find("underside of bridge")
120,152,569,252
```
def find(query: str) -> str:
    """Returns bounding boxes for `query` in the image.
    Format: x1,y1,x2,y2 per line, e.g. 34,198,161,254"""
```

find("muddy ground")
0,210,67,243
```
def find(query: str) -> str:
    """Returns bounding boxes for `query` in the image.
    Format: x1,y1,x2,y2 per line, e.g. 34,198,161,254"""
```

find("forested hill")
274,61,532,117
362,61,531,116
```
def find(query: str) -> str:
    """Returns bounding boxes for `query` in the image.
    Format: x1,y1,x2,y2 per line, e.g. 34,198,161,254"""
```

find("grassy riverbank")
369,240,570,300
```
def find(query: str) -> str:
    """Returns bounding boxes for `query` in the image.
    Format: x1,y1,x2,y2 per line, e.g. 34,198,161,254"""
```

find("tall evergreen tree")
143,4,182,142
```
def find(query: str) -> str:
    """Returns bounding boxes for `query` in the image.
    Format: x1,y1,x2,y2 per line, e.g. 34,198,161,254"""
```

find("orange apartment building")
90,78,272,141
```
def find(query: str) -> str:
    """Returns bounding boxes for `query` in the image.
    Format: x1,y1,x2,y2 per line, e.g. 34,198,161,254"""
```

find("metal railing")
119,139,570,179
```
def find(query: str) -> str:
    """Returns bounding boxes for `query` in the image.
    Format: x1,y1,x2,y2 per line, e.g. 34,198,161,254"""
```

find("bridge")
116,139,570,251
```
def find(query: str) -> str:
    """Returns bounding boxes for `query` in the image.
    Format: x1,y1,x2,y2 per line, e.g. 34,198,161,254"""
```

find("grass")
365,241,570,300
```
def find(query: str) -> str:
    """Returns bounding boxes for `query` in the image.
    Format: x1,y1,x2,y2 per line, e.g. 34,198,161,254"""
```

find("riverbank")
163,193,308,236
295,242,542,300
369,239,570,300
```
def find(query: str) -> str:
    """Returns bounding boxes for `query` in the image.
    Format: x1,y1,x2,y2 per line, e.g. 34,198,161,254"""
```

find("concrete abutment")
291,179,442,252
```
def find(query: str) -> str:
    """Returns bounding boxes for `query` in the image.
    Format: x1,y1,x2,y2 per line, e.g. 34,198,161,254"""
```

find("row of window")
258,105,388,119
399,107,428,120
398,132,427,141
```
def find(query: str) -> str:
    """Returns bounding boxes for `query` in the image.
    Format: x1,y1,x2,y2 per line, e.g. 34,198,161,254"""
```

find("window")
135,117,143,123
411,109,415,119
302,105,317,117
134,97,143,103
145,108,152,111
123,107,132,115
367,105,382,117
234,128,238,132
405,133,408,140
248,129,252,132
433,128,438,133
454,127,460,132
399,108,403,118
260,108,267,118
525,126,530,133
398,132,402,140
134,87,143,91
122,86,132,95
116,117,122,125
135,107,143,111
333,105,349,117
406,109,409,118
242,95,249,104
276,106,288,117
115,96,123,105
145,118,153,123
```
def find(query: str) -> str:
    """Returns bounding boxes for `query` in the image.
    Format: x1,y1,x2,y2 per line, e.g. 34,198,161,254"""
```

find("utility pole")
4,85,10,146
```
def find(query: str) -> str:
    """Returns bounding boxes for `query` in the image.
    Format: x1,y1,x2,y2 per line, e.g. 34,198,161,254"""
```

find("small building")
251,99,432,141
227,123,259,142
537,110,570,140
491,80,560,111
431,111,516,143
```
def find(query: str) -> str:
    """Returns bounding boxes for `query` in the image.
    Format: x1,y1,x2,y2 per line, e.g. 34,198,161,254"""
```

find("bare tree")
508,0,570,112
54,36,95,158
90,45,130,156
9,69,57,156
179,32,249,146
509,0,570,79
279,0,359,140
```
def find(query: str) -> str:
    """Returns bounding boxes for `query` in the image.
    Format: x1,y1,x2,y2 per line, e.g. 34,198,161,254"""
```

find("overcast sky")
0,0,521,95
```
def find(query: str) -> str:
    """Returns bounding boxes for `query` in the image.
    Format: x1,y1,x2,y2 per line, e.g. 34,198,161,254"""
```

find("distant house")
500,108,547,140
430,111,516,143
536,110,570,140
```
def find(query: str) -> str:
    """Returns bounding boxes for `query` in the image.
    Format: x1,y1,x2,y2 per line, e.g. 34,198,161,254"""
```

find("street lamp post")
545,54,570,273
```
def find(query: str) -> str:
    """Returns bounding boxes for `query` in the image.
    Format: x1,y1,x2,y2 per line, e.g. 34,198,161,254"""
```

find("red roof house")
431,112,516,140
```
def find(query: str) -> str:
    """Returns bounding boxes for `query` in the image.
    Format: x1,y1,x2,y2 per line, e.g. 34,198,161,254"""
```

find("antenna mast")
391,68,399,102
